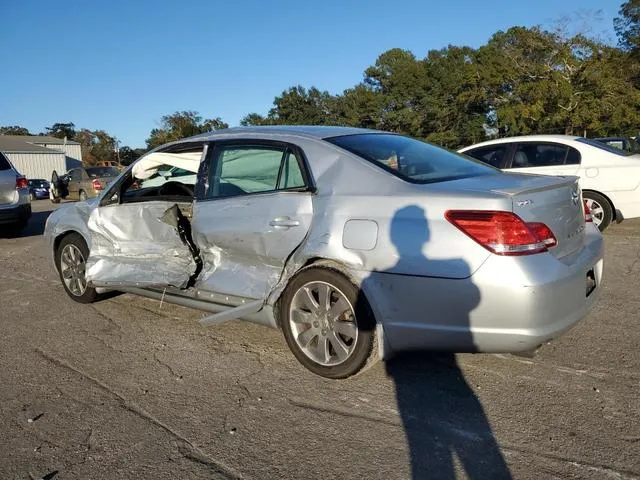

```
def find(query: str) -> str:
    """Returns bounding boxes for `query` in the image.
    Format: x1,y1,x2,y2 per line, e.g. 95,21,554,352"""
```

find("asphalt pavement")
0,199,638,479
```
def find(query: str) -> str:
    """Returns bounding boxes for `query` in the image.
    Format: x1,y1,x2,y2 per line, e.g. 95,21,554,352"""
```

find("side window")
512,143,568,168
69,169,82,181
207,145,306,199
278,151,306,189
465,145,509,168
566,146,581,165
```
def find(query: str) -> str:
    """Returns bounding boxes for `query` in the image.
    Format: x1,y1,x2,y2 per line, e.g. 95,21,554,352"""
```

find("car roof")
459,134,581,151
186,125,388,142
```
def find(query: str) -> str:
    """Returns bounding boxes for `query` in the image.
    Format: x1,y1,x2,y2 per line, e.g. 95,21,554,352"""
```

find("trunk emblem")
571,188,580,206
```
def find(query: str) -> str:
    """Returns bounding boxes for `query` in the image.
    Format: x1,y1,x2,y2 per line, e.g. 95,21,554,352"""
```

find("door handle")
269,217,300,228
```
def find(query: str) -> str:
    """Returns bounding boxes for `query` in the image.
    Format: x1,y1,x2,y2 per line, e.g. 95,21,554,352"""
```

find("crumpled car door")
85,201,198,289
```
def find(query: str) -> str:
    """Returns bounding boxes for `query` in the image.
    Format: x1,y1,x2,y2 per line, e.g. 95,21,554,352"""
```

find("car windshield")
86,167,120,178
579,138,634,156
327,134,495,183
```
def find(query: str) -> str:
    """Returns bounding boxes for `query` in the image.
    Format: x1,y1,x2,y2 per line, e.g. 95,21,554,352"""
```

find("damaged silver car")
44,126,604,378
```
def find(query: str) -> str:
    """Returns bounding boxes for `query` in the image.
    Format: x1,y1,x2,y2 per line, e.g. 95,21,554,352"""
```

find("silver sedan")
44,126,604,378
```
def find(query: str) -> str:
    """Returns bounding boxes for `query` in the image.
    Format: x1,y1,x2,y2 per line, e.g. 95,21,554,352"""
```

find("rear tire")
280,267,377,379
55,233,99,303
51,198,60,204
79,190,88,201
584,191,613,232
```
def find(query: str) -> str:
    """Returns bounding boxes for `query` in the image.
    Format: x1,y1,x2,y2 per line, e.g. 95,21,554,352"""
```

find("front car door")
84,142,205,289
66,168,82,199
190,140,314,301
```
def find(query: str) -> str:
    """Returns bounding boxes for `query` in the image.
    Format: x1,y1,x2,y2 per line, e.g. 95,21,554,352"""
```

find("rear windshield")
86,167,120,178
579,138,634,156
0,152,12,171
326,134,495,183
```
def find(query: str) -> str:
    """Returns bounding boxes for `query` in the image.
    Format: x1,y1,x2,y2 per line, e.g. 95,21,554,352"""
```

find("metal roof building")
0,135,82,180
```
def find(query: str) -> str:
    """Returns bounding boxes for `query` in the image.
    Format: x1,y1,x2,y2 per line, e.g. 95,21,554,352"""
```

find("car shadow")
358,205,511,479
0,208,54,238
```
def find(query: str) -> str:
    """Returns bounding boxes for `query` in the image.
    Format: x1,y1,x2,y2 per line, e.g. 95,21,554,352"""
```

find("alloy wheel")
585,198,604,229
60,244,87,296
289,281,358,366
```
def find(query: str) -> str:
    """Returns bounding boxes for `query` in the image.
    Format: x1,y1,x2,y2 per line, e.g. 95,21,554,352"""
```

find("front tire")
280,267,377,379
584,191,613,232
55,233,99,303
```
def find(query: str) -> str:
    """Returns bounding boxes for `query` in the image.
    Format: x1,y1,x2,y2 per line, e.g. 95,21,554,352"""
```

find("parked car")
0,151,31,233
593,136,640,154
27,179,50,200
459,135,640,231
51,166,120,202
44,126,603,378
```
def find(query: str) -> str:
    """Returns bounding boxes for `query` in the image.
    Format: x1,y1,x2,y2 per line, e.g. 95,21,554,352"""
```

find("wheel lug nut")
313,322,319,328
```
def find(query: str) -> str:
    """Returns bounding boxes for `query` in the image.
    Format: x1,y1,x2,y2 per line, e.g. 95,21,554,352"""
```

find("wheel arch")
271,256,391,360
582,189,617,220
53,230,90,272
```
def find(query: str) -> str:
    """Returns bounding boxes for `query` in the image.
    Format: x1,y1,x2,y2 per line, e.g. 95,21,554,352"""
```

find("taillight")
583,200,593,223
92,179,103,191
445,210,557,256
16,177,28,189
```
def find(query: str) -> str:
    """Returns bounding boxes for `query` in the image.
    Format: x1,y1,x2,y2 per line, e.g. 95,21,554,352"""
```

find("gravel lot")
1,200,638,480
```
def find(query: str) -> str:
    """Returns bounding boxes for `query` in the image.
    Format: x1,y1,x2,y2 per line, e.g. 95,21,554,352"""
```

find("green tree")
615,0,640,54
146,111,228,149
265,86,338,125
240,113,271,126
118,146,146,166
0,125,31,135
74,128,117,165
44,122,76,139
477,26,638,137
333,84,385,130
363,48,427,135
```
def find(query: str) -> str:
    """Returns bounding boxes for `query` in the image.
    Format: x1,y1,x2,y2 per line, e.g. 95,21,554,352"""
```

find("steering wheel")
158,181,194,197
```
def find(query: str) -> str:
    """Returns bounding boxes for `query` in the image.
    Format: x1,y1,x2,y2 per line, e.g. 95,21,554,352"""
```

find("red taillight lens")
583,200,593,223
16,177,28,189
92,179,103,191
526,222,557,248
445,210,556,256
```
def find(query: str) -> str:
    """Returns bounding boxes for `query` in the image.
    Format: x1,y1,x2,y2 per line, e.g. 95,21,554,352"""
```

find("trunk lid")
432,172,587,259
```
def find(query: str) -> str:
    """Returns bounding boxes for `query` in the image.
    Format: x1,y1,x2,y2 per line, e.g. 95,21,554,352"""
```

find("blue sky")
0,0,619,147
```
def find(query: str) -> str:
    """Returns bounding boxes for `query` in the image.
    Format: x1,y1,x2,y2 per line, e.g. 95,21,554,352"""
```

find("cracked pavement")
0,201,639,479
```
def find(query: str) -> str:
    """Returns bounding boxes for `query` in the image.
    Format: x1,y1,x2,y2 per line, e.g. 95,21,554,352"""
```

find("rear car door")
190,140,314,301
505,142,581,177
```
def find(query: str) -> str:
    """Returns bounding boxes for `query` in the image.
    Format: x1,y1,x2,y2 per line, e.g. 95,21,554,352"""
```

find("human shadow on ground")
358,205,511,479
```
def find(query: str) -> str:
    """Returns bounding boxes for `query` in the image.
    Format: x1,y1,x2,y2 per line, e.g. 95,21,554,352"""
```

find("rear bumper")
363,226,604,354
0,203,31,225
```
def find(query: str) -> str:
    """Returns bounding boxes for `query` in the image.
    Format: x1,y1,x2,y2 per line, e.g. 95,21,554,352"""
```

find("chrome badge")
571,187,580,207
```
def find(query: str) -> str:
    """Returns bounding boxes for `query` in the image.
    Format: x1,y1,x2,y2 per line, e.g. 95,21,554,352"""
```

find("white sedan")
459,135,640,231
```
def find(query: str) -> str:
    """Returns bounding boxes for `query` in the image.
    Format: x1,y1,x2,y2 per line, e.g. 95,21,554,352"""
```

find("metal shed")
0,136,82,180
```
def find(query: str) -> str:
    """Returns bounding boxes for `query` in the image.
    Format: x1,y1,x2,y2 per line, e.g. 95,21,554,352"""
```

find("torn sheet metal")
190,191,313,300
132,151,202,179
85,202,196,288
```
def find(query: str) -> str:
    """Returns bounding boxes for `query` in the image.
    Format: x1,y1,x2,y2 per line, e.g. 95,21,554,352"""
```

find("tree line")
2,0,638,164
